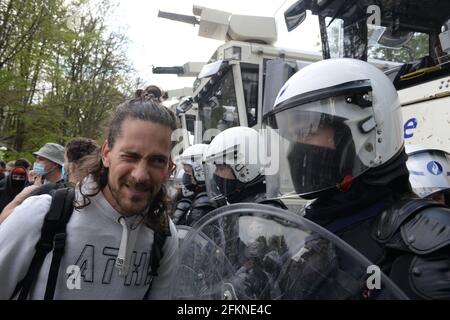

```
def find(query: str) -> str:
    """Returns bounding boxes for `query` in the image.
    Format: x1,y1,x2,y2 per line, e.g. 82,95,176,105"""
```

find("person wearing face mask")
0,139,99,224
263,58,450,299
0,166,28,212
172,144,219,226
0,161,17,189
200,127,286,299
31,143,65,185
203,126,285,208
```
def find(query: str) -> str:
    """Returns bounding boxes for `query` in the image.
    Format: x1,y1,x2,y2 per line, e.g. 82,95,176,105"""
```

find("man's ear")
168,159,175,175
101,141,111,168
160,160,175,181
162,160,175,181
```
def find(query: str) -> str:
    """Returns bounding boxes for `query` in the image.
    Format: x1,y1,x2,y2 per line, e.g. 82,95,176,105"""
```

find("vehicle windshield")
325,17,430,64
241,63,259,128
197,66,239,143
284,0,450,88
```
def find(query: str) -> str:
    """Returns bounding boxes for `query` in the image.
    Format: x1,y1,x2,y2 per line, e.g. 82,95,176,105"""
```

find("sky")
109,0,321,92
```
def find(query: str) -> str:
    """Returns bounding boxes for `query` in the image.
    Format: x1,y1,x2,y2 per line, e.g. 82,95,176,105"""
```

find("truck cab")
284,0,450,152
158,5,322,147
192,40,321,144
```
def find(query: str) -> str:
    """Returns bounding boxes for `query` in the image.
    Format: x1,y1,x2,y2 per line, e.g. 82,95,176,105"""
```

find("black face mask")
213,174,244,203
287,143,340,199
11,177,26,189
182,173,196,191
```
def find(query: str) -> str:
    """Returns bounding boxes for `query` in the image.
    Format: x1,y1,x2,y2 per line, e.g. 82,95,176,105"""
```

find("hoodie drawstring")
116,216,143,277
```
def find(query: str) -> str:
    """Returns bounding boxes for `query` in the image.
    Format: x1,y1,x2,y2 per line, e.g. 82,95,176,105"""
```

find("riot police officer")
405,145,450,206
203,126,285,208
170,168,194,224
263,58,450,299
172,144,218,226
202,126,287,299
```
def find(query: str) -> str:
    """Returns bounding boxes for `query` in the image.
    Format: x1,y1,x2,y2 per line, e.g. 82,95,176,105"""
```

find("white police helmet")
203,127,264,200
204,126,263,183
263,58,403,198
179,144,209,183
405,144,450,199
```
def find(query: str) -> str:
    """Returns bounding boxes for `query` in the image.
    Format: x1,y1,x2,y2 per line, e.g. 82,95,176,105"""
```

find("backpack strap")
11,188,75,300
44,188,75,300
142,229,169,299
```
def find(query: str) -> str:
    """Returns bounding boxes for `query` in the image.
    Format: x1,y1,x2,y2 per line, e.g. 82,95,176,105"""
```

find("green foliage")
0,146,6,161
0,0,138,156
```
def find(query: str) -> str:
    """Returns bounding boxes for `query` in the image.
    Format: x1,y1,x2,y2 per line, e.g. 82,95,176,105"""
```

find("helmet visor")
204,162,231,202
263,94,377,198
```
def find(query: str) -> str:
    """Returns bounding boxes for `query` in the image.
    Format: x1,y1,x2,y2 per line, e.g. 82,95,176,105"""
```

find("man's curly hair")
66,138,99,164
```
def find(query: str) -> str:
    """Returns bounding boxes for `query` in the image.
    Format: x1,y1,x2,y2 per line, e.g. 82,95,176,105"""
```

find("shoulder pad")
373,198,443,243
193,191,209,201
187,197,217,226
176,198,192,211
409,254,450,299
172,199,192,225
192,192,215,207
401,206,450,254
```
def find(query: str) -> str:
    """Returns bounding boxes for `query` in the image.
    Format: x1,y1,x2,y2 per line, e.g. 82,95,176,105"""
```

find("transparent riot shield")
176,225,193,248
170,203,408,300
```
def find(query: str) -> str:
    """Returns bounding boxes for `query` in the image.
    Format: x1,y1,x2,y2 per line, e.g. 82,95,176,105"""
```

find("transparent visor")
407,150,450,198
174,168,186,189
263,95,377,199
182,161,205,184
172,168,194,197
170,204,408,300
203,161,228,202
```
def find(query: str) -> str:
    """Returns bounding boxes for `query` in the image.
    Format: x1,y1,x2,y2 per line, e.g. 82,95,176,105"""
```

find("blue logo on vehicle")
403,118,418,139
427,161,443,175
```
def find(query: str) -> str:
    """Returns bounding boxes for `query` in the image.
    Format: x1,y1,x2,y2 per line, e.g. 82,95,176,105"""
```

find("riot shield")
170,203,408,300
176,225,193,247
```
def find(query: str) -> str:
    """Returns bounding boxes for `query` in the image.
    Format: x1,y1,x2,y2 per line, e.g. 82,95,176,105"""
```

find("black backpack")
11,188,167,300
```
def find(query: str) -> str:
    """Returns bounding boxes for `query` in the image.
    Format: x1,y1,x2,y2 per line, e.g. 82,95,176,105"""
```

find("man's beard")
109,177,160,216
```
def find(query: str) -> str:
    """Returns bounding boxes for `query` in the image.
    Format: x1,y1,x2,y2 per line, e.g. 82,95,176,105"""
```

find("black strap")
12,188,74,300
44,188,74,300
142,231,167,300
14,242,53,299
324,201,387,234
